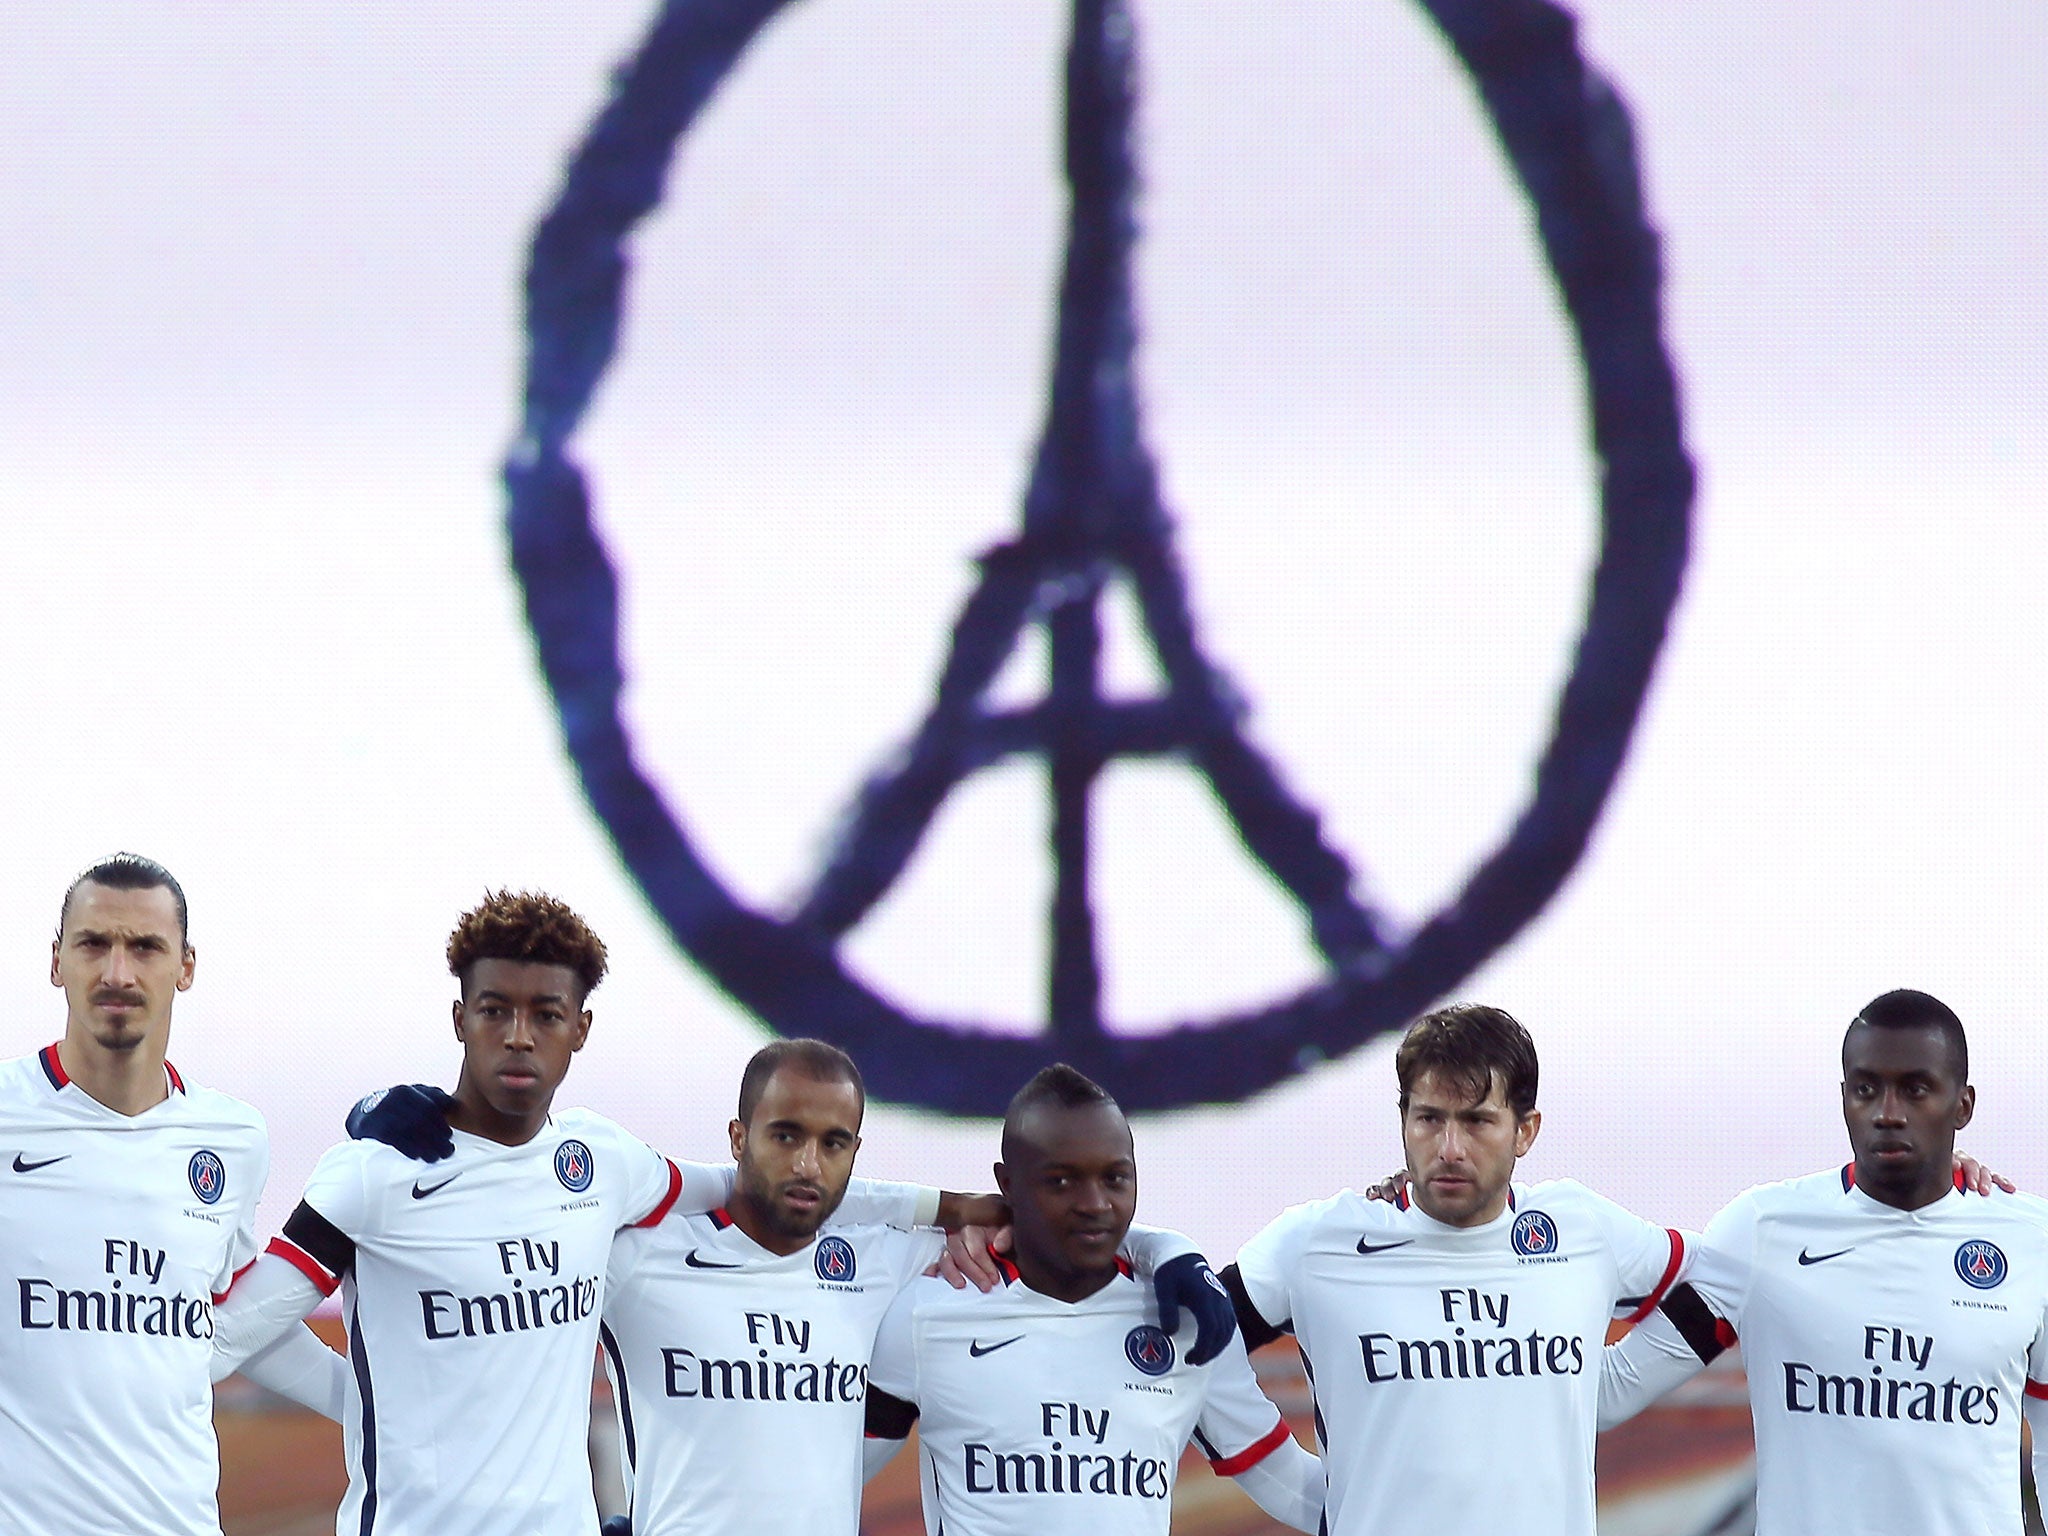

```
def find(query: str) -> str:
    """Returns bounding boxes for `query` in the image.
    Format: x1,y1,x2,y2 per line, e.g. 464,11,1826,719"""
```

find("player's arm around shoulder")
1219,1194,1341,1355
862,1273,938,1480
1594,1182,1773,1432
1191,1323,1324,1533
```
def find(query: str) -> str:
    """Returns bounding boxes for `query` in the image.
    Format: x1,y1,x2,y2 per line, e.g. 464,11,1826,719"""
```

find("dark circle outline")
1955,1240,2006,1290
555,1139,596,1193
189,1149,225,1205
503,0,1695,1114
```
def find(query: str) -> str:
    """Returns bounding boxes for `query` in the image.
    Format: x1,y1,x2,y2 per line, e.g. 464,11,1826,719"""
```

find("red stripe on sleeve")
1713,1318,1739,1351
212,1257,259,1305
1620,1230,1688,1327
2026,1380,2048,1402
266,1236,340,1297
1208,1418,1294,1478
630,1159,685,1229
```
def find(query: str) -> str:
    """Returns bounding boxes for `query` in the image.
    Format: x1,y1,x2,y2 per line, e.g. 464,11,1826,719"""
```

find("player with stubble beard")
1216,1004,1694,1536
598,1043,1233,1536
0,854,340,1536
1599,990,2048,1535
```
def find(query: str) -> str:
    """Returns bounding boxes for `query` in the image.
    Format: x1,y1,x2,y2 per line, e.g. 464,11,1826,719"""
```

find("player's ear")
728,1117,747,1161
1513,1108,1542,1157
48,942,61,988
451,997,466,1041
571,1009,592,1052
1953,1084,1976,1131
993,1161,1011,1201
175,946,195,992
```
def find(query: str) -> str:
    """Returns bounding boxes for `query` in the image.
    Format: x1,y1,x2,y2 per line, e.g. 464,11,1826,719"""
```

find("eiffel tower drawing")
504,0,1693,1114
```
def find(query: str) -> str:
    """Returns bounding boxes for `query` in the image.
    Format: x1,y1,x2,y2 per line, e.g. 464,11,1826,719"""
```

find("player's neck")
725,1192,810,1257
1855,1158,1954,1213
446,1086,551,1147
1011,1250,1118,1305
57,1027,169,1117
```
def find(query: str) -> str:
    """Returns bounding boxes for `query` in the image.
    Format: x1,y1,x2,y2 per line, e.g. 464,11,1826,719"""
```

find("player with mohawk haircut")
212,890,960,1536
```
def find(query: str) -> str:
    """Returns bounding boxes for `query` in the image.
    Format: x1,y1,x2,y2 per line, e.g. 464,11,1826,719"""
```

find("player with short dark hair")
1600,989,2048,1534
1394,1000,1539,1118
3,855,340,1536
735,1036,864,1126
862,1064,1322,1536
1216,1003,1691,1535
212,892,962,1536
597,1046,1225,1535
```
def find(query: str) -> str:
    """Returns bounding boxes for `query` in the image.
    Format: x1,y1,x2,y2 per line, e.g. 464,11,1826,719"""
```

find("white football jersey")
868,1259,1298,1536
1234,1180,1687,1536
1685,1167,2048,1536
601,1211,945,1535
271,1111,681,1536
0,1044,267,1536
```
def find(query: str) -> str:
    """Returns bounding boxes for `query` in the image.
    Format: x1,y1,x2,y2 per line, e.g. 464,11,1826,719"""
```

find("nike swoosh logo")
411,1175,460,1199
1356,1239,1414,1255
685,1251,743,1270
969,1335,1025,1357
12,1153,69,1173
1797,1246,1854,1265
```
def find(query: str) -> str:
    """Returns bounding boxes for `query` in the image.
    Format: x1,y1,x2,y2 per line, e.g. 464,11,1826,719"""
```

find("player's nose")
1073,1178,1113,1213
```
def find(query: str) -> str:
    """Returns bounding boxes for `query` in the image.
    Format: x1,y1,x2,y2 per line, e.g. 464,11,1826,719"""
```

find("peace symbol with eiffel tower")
503,0,1694,1114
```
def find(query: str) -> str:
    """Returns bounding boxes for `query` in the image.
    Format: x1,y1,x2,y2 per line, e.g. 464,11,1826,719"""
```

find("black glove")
1153,1251,1235,1366
345,1083,456,1163
599,1518,632,1536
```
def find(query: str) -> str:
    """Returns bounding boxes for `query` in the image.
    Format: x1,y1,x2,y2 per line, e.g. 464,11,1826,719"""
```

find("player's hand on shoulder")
1955,1151,2016,1196
1363,1169,1408,1203
345,1084,456,1163
1154,1251,1235,1367
934,1223,1010,1292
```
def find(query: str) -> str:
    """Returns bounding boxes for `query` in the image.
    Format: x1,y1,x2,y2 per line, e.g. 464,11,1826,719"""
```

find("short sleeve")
1235,1205,1308,1334
298,1140,376,1238
1684,1188,1763,1331
1190,1332,1292,1471
1567,1183,1690,1324
867,1281,923,1405
611,1130,683,1230
875,1226,947,1293
2026,1307,2048,1400
271,1141,377,1295
212,1119,271,1299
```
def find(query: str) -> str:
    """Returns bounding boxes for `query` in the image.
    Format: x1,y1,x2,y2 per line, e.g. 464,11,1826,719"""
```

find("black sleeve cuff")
1660,1281,1730,1364
281,1200,356,1281
1219,1263,1290,1352
865,1383,921,1439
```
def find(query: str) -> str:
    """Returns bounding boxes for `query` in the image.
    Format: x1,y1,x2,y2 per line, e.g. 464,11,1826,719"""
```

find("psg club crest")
1955,1240,2007,1290
554,1139,595,1193
1511,1210,1559,1258
187,1149,225,1205
1125,1325,1175,1377
815,1234,857,1283
502,0,1694,1115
